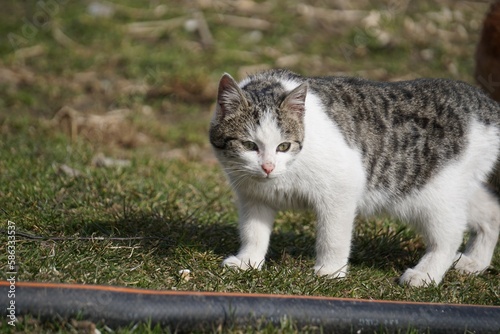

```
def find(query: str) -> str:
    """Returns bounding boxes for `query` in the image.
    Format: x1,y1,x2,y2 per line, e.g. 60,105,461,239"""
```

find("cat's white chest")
238,176,311,211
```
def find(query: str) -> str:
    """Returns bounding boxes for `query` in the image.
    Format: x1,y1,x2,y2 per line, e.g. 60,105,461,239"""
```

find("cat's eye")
242,141,258,151
277,142,291,152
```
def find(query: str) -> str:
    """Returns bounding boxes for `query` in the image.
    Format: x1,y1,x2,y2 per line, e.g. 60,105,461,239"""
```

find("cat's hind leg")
399,215,467,286
398,194,469,287
454,185,500,274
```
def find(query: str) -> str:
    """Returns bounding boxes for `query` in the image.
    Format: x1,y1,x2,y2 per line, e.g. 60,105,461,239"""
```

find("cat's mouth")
238,171,275,181
256,172,279,181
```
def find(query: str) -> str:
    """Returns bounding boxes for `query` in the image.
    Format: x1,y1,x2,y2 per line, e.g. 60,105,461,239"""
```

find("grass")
0,0,499,332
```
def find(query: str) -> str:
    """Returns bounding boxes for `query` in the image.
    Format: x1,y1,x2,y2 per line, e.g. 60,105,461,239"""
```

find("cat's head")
209,73,307,181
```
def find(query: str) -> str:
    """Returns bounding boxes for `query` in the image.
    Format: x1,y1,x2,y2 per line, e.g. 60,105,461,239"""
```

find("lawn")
0,0,499,332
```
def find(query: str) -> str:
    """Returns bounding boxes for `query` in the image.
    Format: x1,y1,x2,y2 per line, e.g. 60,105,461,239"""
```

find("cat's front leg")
313,199,358,279
222,199,276,271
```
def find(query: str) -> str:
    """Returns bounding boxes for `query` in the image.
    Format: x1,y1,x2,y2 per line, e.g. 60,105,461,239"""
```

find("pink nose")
261,163,275,175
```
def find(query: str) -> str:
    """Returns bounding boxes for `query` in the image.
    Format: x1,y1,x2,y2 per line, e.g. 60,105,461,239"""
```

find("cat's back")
308,75,499,128
304,74,500,196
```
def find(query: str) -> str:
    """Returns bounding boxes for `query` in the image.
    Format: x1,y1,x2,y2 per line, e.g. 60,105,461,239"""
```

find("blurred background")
0,0,494,160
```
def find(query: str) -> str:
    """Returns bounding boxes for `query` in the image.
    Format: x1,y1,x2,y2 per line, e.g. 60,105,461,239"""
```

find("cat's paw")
222,255,263,270
399,269,437,287
314,265,348,279
453,253,488,274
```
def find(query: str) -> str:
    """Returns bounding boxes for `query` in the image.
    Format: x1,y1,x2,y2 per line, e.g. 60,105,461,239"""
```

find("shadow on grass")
79,211,422,273
350,225,424,272
78,213,239,258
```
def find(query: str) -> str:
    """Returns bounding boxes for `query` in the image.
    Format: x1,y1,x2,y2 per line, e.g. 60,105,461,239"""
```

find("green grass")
0,0,499,332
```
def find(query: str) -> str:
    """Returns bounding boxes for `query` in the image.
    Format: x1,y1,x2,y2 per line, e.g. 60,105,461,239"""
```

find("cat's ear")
281,83,308,117
215,73,248,119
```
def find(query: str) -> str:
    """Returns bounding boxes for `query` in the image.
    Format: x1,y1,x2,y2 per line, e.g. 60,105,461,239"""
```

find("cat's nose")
261,162,275,175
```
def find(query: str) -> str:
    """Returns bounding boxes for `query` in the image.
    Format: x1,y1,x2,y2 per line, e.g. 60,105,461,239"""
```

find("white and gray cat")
209,69,500,287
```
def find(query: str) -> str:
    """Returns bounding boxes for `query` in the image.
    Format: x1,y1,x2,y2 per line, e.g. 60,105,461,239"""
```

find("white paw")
399,268,437,287
453,253,488,274
222,255,263,270
314,264,348,279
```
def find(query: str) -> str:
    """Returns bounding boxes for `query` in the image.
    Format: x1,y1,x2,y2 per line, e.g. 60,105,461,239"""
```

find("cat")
209,69,500,287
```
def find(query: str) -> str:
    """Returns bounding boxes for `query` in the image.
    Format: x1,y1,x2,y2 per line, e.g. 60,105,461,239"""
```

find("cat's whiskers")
223,163,270,189
227,172,251,190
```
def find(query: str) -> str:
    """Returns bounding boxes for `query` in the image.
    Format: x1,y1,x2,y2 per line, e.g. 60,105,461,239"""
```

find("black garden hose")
1,281,499,332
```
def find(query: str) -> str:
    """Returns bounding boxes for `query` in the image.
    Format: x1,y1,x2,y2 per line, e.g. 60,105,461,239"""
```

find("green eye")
277,142,291,152
242,141,258,151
